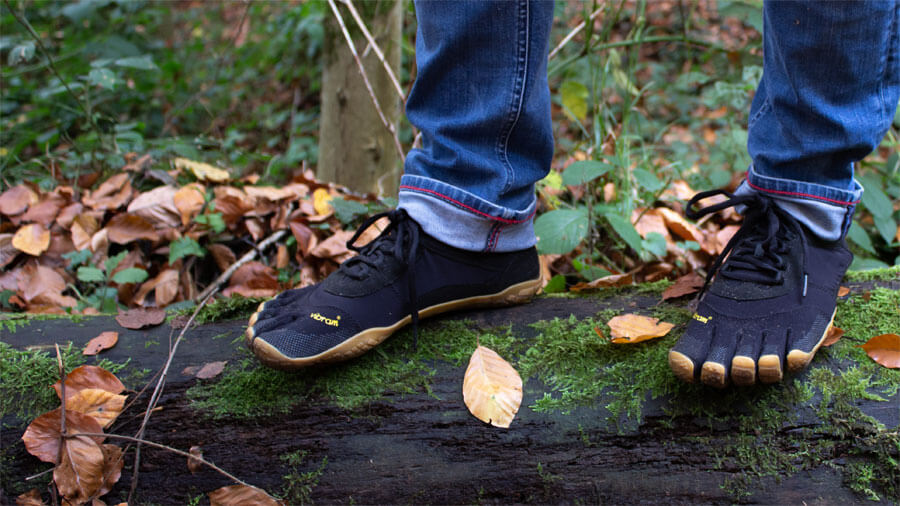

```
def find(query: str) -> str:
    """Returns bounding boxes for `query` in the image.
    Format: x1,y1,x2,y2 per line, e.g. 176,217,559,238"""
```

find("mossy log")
2,278,898,504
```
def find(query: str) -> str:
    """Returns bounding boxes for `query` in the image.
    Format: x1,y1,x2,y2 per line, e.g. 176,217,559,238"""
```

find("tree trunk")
317,0,403,198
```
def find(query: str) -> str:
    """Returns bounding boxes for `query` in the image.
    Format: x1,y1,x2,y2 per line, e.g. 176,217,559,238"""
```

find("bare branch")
196,225,288,302
548,6,604,60
327,0,405,163
340,0,405,100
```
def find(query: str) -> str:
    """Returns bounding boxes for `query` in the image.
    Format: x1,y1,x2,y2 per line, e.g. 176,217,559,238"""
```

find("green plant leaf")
605,214,643,254
87,68,118,90
115,55,158,70
330,198,369,225
77,266,105,283
560,81,589,121
111,267,148,285
535,209,589,255
849,257,890,271
848,221,877,255
169,237,207,265
195,213,226,234
632,168,664,192
63,249,92,269
7,41,35,66
562,161,613,187
543,275,567,293
874,214,897,246
105,251,128,273
858,173,894,220
642,232,668,258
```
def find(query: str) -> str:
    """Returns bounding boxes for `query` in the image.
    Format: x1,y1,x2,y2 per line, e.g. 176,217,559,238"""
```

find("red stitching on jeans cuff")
746,178,860,206
399,185,535,224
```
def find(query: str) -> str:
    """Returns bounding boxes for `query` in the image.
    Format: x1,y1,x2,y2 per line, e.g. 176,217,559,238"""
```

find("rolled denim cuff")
736,165,863,241
398,174,537,252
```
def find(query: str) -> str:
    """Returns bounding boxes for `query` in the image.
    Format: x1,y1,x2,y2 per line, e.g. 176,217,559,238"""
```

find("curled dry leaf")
188,445,204,474
607,314,675,344
662,272,705,300
208,484,284,506
462,345,523,428
105,213,159,244
98,443,125,497
822,326,844,347
859,334,900,369
15,488,44,506
22,194,65,226
309,230,354,260
127,185,181,228
837,286,850,297
18,263,76,308
83,331,119,356
12,223,51,256
71,213,100,251
54,433,105,504
173,183,206,226
173,157,230,183
116,307,166,329
223,261,279,298
53,365,126,400
208,243,237,272
0,234,18,269
569,269,636,292
22,408,105,464
67,388,127,428
195,361,228,380
0,184,39,215
82,173,133,211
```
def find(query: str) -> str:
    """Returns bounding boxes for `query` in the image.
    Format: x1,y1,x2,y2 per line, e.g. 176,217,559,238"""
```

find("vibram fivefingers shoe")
246,209,542,369
668,190,853,388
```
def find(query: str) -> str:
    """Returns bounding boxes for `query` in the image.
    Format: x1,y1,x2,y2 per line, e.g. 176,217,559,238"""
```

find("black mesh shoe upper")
670,190,852,387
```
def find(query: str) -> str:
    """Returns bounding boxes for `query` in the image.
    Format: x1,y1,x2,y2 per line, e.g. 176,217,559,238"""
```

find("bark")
317,0,404,197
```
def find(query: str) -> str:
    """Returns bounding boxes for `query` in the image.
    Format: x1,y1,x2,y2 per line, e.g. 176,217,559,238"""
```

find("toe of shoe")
730,355,756,386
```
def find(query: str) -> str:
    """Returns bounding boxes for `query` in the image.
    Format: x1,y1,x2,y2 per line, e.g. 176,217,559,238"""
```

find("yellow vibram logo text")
693,314,712,324
310,312,341,327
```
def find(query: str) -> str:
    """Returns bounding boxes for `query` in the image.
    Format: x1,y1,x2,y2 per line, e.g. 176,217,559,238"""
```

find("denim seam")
880,5,899,127
747,94,771,131
745,171,861,206
399,184,536,224
497,0,529,195
485,222,503,252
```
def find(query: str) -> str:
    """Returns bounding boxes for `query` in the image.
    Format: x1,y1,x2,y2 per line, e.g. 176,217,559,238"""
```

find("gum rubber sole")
730,355,756,386
668,350,695,384
246,276,543,370
700,362,727,389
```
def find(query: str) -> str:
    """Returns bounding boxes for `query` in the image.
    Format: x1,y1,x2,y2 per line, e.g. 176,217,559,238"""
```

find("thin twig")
327,0,405,163
128,288,218,502
341,0,405,99
548,6,604,60
196,228,288,302
76,433,253,488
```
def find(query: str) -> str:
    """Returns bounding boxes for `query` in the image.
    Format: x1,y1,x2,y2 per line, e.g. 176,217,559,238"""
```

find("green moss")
0,342,132,422
175,294,267,325
188,320,516,418
278,450,328,505
0,312,86,334
843,265,900,282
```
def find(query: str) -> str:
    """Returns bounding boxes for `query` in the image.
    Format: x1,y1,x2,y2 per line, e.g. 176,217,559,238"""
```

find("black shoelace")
341,208,422,344
686,190,808,298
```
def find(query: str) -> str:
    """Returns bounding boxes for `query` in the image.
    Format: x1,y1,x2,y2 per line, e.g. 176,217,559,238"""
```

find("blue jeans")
398,0,900,250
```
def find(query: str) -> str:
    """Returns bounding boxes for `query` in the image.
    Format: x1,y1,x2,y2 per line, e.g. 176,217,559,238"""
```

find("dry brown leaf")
173,183,206,226
837,286,850,297
127,185,181,228
665,180,695,201
603,182,616,203
54,433,105,504
0,233,18,268
83,173,133,211
462,345,523,428
223,261,279,298
655,207,709,252
822,326,844,347
662,272,705,300
208,484,284,506
607,314,675,344
275,244,289,269
133,269,179,306
53,365,126,400
0,184,39,216
21,194,66,226
632,209,670,240
21,408,105,464
289,220,317,258
56,202,83,229
312,188,333,216
18,263,76,307
97,443,124,497
116,307,166,329
71,214,100,251
859,334,900,369
310,230,354,260
12,223,51,256
196,361,228,380
105,214,159,244
67,388,127,428
173,157,230,183
715,225,741,254
569,269,636,292
15,488,45,506
83,331,119,356
188,445,204,474
213,194,253,226
245,218,265,241
208,243,237,272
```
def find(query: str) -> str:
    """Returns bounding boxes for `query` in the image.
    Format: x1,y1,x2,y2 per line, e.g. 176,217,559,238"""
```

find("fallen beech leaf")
71,213,100,251
98,443,124,497
173,157,230,183
54,433,105,504
223,261,279,298
822,326,844,347
133,269,179,306
859,334,900,369
18,263,76,308
105,213,159,244
0,234,18,268
212,194,252,225
83,331,119,356
56,202,83,229
22,408,105,464
655,207,713,254
15,488,44,506
188,445,203,474
593,327,606,340
462,345,523,428
632,209,669,240
116,307,166,329
275,244,289,269
196,361,227,380
53,365,126,400
569,269,637,291
715,225,741,254
173,183,206,226
209,484,283,506
208,243,237,272
127,185,181,228
607,314,675,344
662,272,705,300
67,388,127,428
309,230,354,261
12,224,50,256
21,194,65,226
83,173,133,211
312,188,333,216
837,286,850,297
0,184,38,215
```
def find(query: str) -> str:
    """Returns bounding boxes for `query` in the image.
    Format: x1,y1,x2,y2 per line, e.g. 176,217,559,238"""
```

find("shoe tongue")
324,232,407,297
